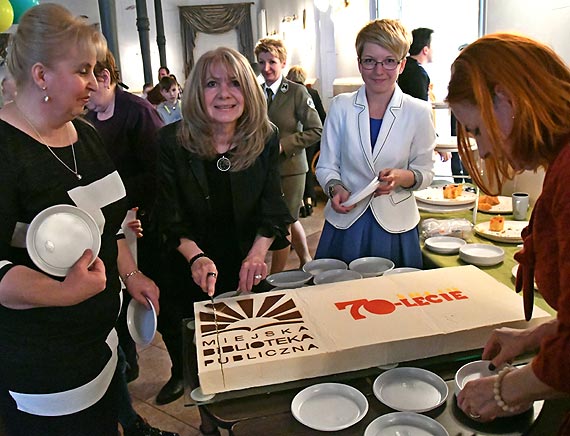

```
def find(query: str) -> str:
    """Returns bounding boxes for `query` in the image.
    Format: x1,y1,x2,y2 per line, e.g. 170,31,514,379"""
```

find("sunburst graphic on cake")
199,293,304,336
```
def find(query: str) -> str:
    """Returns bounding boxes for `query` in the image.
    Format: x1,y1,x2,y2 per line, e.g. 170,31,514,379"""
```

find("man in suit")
398,27,433,100
255,38,323,273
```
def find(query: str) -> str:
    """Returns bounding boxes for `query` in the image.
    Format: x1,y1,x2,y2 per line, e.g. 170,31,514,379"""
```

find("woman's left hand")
238,254,268,293
125,271,160,314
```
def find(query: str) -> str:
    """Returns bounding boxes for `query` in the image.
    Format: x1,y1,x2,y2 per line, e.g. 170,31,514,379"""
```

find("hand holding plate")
124,271,160,315
331,185,354,213
61,249,107,305
482,327,535,369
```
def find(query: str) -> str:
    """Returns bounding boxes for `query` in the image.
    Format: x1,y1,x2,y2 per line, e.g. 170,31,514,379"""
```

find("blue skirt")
315,208,423,268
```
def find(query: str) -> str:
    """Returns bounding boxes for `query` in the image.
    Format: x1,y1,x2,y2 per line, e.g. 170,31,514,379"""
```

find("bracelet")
123,269,141,282
493,366,520,413
188,252,206,268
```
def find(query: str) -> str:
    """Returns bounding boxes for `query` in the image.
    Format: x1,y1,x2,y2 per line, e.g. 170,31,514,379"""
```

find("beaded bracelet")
123,269,141,282
493,366,519,413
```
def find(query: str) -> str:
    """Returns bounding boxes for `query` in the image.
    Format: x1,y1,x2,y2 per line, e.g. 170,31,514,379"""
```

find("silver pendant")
216,155,231,172
76,173,82,180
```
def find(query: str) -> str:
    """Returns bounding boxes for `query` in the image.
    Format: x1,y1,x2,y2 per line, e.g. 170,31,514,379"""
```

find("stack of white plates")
424,236,466,255
348,257,395,277
303,258,347,275
414,185,477,213
313,269,362,285
459,244,504,266
266,270,312,288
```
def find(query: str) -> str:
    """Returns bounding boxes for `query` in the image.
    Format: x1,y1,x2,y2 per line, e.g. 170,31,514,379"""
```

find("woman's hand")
330,185,355,214
125,207,143,238
61,249,107,305
376,168,415,194
482,327,533,368
191,256,218,297
238,254,268,293
124,271,160,314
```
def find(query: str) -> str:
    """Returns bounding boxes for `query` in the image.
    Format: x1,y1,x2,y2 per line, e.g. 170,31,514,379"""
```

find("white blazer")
316,85,436,233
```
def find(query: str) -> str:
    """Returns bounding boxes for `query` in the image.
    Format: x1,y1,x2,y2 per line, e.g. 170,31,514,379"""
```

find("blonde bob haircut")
286,66,307,85
447,33,570,195
254,38,288,63
355,19,411,61
7,3,107,89
178,47,272,172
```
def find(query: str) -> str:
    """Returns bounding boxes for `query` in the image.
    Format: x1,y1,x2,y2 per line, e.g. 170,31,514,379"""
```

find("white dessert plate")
190,387,215,403
215,291,241,300
303,258,347,275
348,257,395,277
478,195,513,214
417,202,474,213
512,264,538,290
373,367,448,413
459,244,504,267
313,269,362,285
383,267,421,276
414,186,477,206
474,220,528,244
424,236,467,255
26,204,100,277
127,297,157,345
341,178,380,207
291,382,368,431
266,270,312,289
364,412,449,436
454,360,501,396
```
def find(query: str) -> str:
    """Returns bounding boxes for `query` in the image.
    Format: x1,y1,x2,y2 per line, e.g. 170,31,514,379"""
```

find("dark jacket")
156,122,293,257
398,57,430,101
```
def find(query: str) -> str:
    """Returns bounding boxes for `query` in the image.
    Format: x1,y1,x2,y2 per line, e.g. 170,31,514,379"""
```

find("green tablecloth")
420,207,555,316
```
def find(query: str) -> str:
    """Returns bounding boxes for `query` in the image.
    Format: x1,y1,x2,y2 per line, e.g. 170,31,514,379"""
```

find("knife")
210,296,226,387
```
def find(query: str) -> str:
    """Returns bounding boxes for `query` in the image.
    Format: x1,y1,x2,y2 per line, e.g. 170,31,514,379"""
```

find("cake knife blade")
210,296,226,387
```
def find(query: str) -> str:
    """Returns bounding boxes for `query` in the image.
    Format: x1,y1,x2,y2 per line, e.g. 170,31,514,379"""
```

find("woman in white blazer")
316,19,436,267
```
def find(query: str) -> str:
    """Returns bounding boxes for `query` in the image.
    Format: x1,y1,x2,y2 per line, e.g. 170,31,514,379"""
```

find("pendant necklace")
216,143,232,172
17,105,82,180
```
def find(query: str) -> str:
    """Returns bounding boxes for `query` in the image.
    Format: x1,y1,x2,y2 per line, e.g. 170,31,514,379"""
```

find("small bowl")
454,360,500,395
383,267,421,276
348,257,395,277
266,270,313,289
313,269,362,285
303,258,348,275
459,244,504,267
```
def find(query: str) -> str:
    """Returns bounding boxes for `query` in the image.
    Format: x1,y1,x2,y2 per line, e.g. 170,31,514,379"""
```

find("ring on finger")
207,272,217,278
468,412,481,419
254,274,262,280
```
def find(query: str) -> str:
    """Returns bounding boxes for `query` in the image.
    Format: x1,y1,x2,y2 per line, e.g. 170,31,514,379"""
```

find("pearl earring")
42,86,50,103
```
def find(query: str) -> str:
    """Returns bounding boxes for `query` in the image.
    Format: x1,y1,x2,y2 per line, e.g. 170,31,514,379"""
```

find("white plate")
478,195,513,214
417,202,475,214
341,178,380,207
364,412,449,436
291,382,368,431
414,186,477,206
26,204,101,277
373,367,448,413
348,257,395,277
454,360,500,396
313,269,362,285
424,236,466,255
383,267,421,276
474,220,528,244
266,270,312,288
303,258,347,275
127,297,157,345
215,291,239,300
459,244,504,267
190,387,215,402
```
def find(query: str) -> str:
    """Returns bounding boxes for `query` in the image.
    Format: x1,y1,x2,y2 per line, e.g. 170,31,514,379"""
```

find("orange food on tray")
489,215,505,232
443,184,463,199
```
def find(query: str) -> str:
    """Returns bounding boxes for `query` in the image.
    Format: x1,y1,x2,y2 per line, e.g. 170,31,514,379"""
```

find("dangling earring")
42,86,50,103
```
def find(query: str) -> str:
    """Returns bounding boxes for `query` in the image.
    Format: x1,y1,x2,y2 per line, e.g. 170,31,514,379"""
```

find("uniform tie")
266,87,274,108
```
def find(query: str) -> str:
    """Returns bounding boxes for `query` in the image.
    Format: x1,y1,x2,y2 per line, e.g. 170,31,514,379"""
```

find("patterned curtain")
179,3,254,77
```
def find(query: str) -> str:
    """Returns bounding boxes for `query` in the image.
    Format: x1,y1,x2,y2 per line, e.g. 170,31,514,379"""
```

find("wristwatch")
328,184,339,199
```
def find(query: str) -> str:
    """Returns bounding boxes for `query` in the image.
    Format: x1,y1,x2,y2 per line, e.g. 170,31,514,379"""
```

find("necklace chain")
16,105,82,180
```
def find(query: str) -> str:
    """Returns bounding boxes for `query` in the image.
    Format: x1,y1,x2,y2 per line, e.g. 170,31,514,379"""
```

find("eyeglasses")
359,57,402,71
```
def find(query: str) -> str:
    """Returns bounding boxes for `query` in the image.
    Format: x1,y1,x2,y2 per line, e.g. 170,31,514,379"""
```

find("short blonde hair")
7,3,107,88
178,47,272,171
254,38,287,63
286,66,306,84
355,19,411,61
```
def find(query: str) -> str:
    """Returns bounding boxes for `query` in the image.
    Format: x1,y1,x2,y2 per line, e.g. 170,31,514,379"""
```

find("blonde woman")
154,48,293,426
